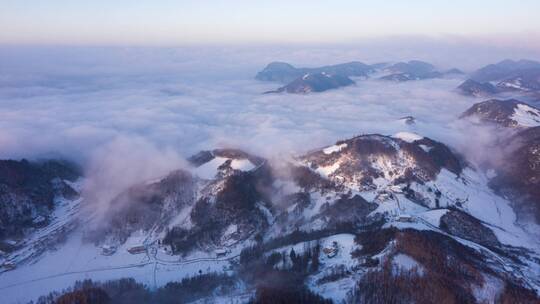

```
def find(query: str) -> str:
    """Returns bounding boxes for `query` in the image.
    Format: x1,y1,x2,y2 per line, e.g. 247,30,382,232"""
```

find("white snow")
124,230,147,248
168,205,194,229
315,161,341,177
472,273,504,303
295,190,340,220
417,209,449,227
370,192,428,220
511,103,540,127
418,144,433,152
273,179,301,196
436,168,540,249
321,72,332,78
322,143,347,155
486,169,497,179
500,78,525,90
230,158,255,171
0,228,236,304
192,157,255,179
392,131,423,143
310,276,356,302
264,234,359,303
193,157,228,179
392,253,424,275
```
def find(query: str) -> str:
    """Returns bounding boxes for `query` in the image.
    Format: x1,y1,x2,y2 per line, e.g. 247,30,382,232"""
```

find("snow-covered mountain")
266,72,355,94
457,79,498,97
471,59,540,83
460,98,540,225
256,60,462,94
489,126,540,224
255,61,374,83
378,60,461,82
460,99,540,128
457,59,540,98
1,130,540,303
0,159,80,245
496,68,540,93
379,60,441,81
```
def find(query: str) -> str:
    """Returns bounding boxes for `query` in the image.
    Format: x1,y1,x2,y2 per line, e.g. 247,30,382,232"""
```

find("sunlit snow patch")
472,274,505,304
322,143,347,154
511,103,540,127
393,131,423,143
230,158,255,171
392,253,424,275
418,144,433,152
315,161,341,177
418,209,449,227
193,156,255,179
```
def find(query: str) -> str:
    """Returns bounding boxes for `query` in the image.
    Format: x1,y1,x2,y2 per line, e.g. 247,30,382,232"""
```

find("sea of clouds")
2,39,540,303
0,42,538,191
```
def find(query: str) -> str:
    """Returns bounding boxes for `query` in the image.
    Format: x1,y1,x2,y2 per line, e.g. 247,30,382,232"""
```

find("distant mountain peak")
265,72,355,94
457,79,497,97
379,60,457,82
256,61,372,84
461,98,540,128
471,58,540,82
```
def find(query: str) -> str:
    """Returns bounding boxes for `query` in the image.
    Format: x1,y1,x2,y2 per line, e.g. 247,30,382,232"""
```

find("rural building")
215,248,230,258
397,214,414,222
323,241,339,258
101,245,117,256
127,245,146,254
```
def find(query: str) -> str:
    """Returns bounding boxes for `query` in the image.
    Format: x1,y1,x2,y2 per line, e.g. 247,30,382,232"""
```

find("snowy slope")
1,133,540,303
461,99,540,128
511,103,540,127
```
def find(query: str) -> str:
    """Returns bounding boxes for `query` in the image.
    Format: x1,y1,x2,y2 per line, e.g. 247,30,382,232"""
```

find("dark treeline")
249,280,333,304
238,231,333,304
238,222,383,266
349,228,540,304
30,273,237,304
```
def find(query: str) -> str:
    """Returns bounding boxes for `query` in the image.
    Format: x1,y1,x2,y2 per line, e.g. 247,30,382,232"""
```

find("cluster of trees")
350,228,482,303
157,272,236,303
250,283,333,304
162,169,272,255
32,273,237,304
33,278,148,304
349,228,540,304
287,245,321,273
349,262,539,304
240,241,321,278
351,227,397,257
395,229,485,289
237,237,328,304
496,282,540,304
239,229,327,266
349,263,472,304
239,225,365,266
237,234,333,304
55,288,110,304
316,264,350,285
162,226,198,254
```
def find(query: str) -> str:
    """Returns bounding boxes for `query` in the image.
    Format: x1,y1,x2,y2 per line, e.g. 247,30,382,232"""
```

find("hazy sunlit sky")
1,0,539,45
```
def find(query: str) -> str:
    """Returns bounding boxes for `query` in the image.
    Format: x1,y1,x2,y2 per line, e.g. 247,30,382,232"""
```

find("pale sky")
1,0,539,45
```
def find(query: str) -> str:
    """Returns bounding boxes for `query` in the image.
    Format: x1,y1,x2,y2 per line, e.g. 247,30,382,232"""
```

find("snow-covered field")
0,224,238,303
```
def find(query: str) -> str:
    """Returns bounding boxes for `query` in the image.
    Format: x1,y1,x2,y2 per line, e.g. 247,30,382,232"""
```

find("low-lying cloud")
0,44,536,172
82,136,186,223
